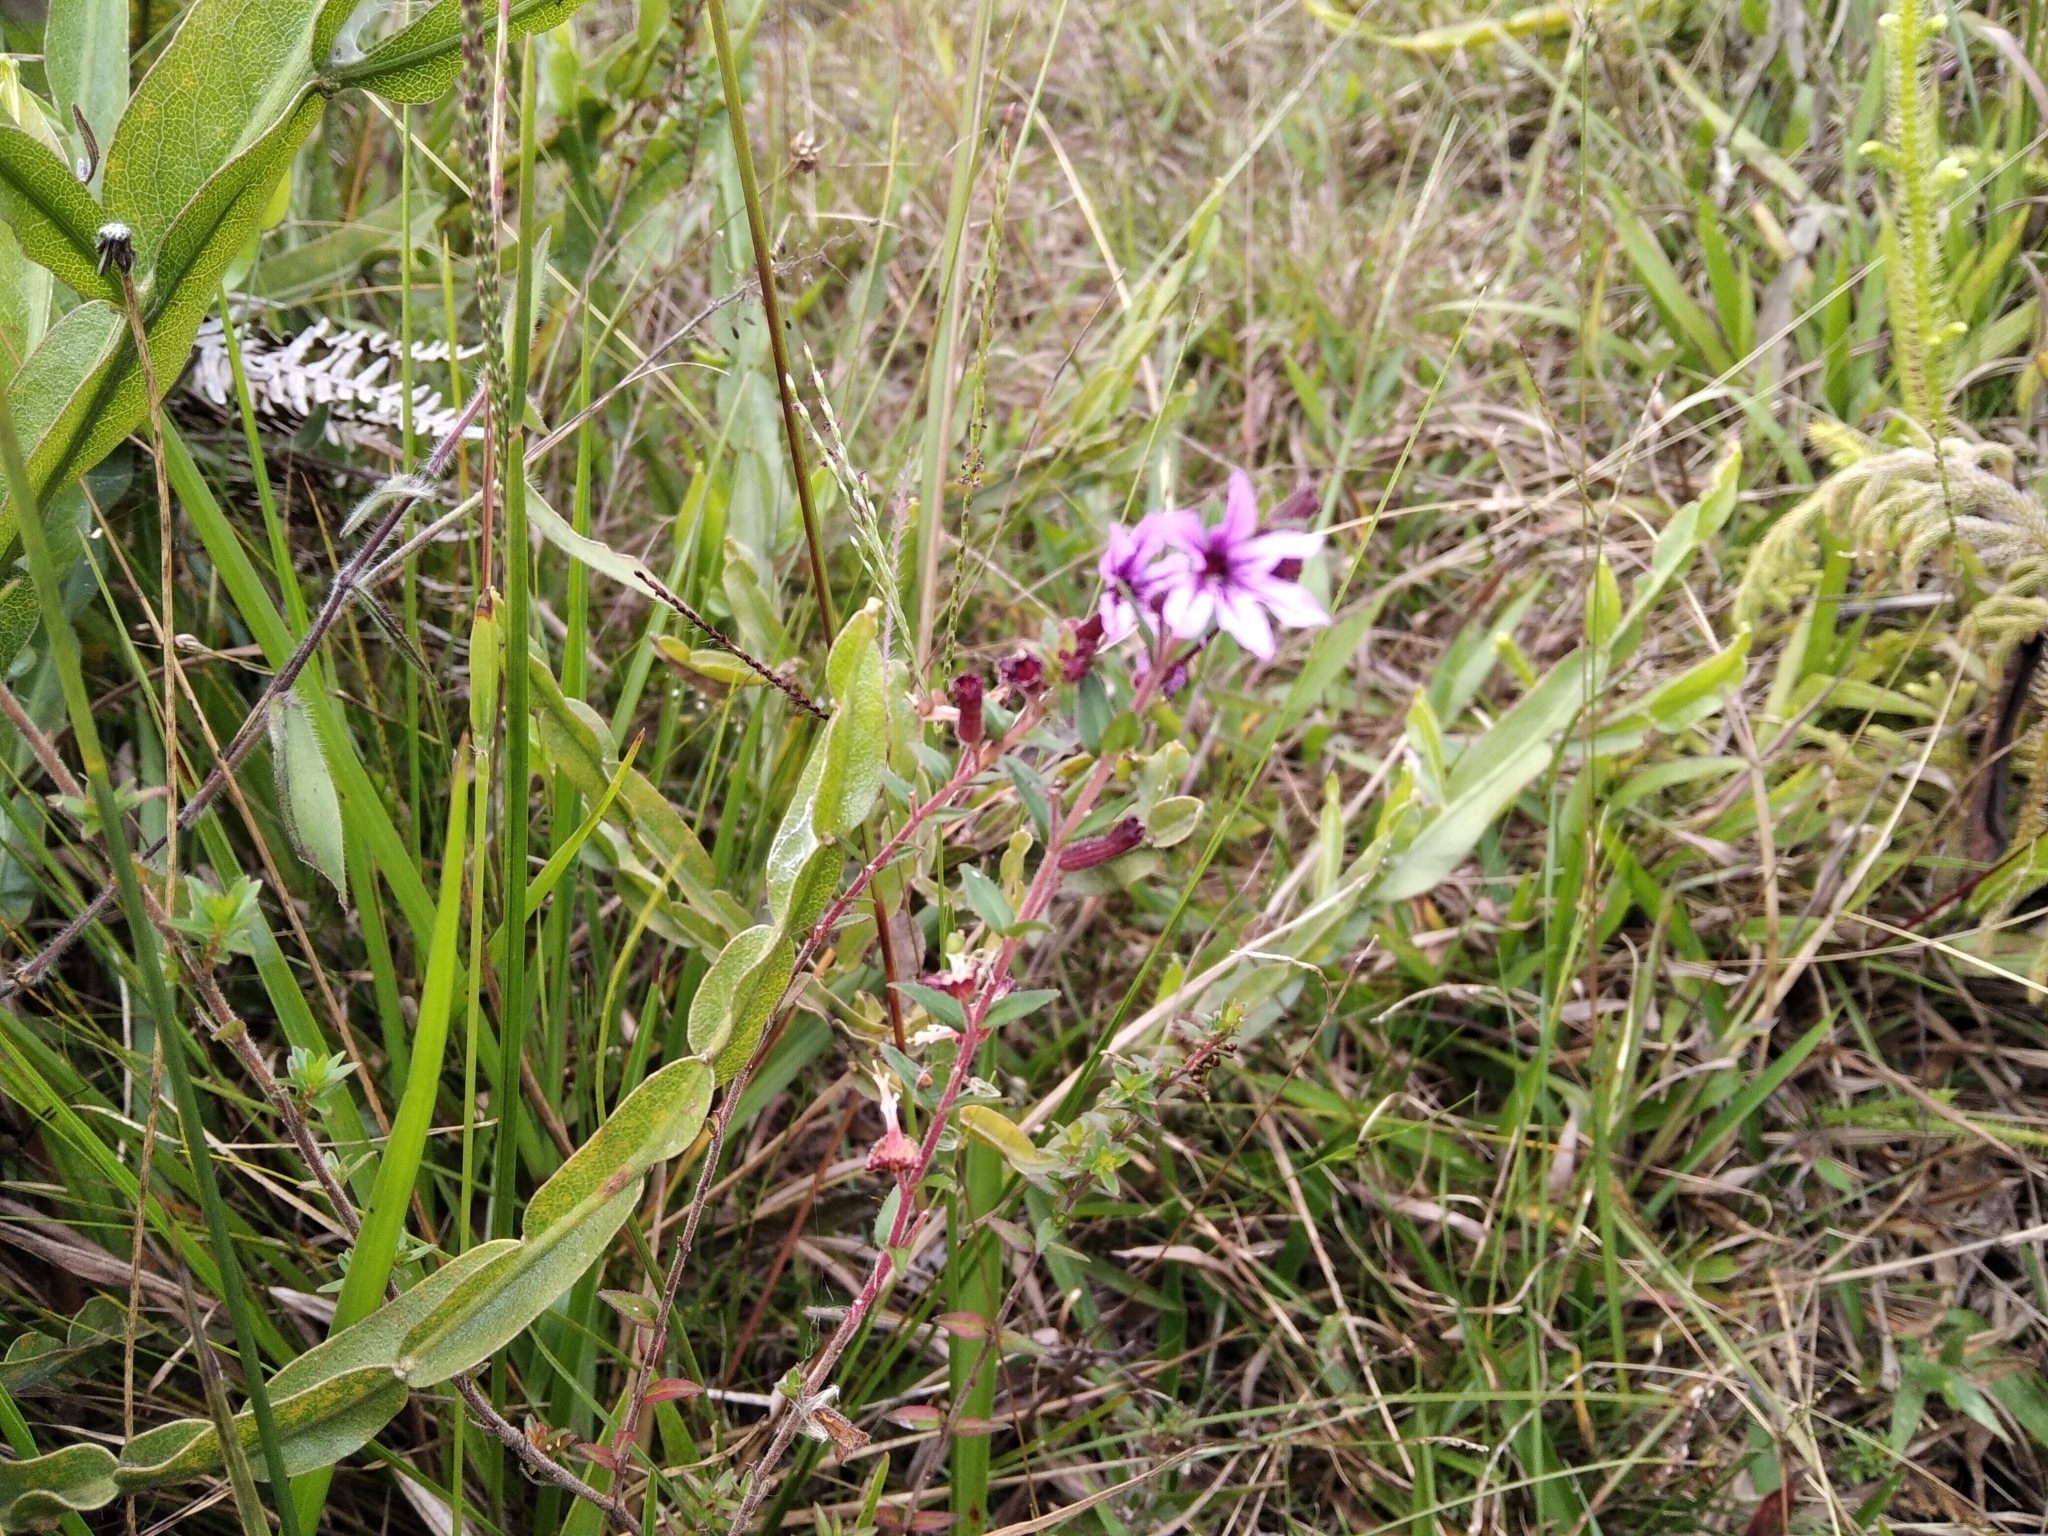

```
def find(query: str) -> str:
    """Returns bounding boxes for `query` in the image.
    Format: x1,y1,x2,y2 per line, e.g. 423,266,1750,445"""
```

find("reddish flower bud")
949,672,985,745
867,1126,919,1174
1056,815,1145,871
866,1080,920,1175
998,648,1046,697
918,969,979,1000
1059,612,1106,683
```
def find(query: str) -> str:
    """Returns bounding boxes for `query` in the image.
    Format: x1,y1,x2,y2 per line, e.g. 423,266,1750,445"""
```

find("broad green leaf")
1144,795,1203,848
0,1443,117,1531
274,1243,517,1408
0,92,320,548
815,605,885,839
525,1057,712,1237
0,124,120,303
400,1179,641,1387
687,925,795,1081
327,0,583,101
1586,557,1621,650
114,1367,407,1490
268,686,348,900
251,189,441,304
777,840,842,938
150,93,320,308
102,0,323,265
767,745,826,926
1378,653,1600,902
44,0,129,163
958,1105,1059,1181
0,72,51,379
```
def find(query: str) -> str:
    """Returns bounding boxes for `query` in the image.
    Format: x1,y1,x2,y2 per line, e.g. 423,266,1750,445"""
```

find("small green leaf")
1076,672,1113,752
983,989,1057,1027
1098,710,1139,756
1003,757,1051,839
815,603,886,839
268,686,347,900
1586,556,1622,650
598,1290,660,1327
327,0,583,101
894,981,967,1032
959,864,1017,936
1144,795,1203,849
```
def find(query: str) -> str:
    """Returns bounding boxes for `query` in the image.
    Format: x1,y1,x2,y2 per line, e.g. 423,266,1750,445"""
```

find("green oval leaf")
0,124,120,303
329,0,582,101
268,685,348,900
687,925,795,1082
400,1178,641,1387
1143,795,1203,849
0,1443,118,1530
524,1056,712,1238
102,0,324,265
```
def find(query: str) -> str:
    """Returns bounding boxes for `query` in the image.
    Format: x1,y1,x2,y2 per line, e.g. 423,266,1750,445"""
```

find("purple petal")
1214,587,1275,658
1223,471,1259,543
1161,579,1215,639
1242,529,1324,566
1099,592,1138,645
1154,509,1208,554
1253,575,1331,630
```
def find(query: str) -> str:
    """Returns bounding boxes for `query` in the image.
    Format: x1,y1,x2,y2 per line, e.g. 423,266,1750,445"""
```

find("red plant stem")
724,652,1174,1532
616,697,1046,1463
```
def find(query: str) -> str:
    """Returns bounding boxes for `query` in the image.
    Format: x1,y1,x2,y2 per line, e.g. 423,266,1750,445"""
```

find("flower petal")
1154,509,1208,555
1161,579,1215,639
1251,574,1331,629
1242,529,1324,565
1224,470,1260,542
1099,592,1137,645
1214,588,1275,658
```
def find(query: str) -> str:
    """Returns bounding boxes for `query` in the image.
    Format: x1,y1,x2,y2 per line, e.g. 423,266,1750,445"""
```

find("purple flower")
1097,517,1176,644
1156,471,1329,660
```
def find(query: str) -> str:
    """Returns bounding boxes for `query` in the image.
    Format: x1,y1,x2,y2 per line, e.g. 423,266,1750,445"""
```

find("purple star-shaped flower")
1097,516,1176,644
1156,470,1328,659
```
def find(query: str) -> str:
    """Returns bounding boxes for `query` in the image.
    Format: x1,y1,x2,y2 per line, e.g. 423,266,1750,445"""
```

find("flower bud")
1056,815,1145,871
865,1079,919,1174
998,649,1046,697
949,672,985,745
1059,613,1106,684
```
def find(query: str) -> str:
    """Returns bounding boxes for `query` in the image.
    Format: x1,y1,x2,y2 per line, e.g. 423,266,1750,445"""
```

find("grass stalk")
703,0,837,641
0,376,302,1536
912,0,996,675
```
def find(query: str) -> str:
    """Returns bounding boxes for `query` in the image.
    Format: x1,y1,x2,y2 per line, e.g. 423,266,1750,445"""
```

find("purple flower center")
1202,543,1234,579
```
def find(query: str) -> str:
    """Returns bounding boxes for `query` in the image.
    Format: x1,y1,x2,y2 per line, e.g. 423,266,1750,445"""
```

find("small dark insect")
94,222,133,277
